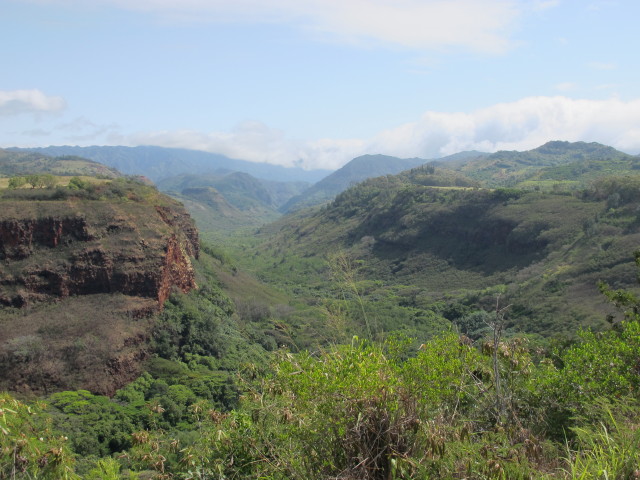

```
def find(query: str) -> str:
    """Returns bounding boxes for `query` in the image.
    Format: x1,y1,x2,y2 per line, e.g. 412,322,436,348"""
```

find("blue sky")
2,0,639,169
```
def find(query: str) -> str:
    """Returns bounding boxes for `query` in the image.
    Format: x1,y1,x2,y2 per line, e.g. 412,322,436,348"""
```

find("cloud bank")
0,89,66,116
123,96,640,170
30,0,520,54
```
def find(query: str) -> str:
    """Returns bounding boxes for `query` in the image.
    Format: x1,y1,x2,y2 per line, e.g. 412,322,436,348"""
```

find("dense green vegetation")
1,174,164,204
2,276,640,478
449,141,640,189
229,170,640,342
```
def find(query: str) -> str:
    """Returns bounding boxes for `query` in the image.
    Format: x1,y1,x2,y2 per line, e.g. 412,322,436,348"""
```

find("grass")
565,406,640,479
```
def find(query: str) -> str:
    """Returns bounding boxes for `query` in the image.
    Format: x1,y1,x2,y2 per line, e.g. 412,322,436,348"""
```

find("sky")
1,0,640,170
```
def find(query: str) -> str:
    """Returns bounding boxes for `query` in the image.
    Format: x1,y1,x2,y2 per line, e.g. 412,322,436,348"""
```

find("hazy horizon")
2,0,640,170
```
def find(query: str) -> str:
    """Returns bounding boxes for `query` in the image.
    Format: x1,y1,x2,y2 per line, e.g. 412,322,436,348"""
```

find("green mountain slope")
239,171,640,338
282,151,489,212
157,171,308,210
450,140,640,188
157,172,310,236
170,187,280,237
281,154,428,212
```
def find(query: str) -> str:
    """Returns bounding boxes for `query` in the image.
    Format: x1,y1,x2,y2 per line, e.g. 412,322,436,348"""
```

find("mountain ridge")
0,148,121,178
281,154,429,212
448,140,640,187
10,145,331,183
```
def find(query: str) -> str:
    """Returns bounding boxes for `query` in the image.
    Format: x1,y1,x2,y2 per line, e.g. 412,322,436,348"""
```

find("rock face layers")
0,197,200,395
0,200,198,308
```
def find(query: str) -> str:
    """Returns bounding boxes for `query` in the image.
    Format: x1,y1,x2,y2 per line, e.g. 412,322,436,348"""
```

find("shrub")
0,393,79,479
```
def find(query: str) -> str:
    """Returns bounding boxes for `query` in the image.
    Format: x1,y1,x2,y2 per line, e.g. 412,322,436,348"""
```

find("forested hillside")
234,170,640,341
446,141,640,189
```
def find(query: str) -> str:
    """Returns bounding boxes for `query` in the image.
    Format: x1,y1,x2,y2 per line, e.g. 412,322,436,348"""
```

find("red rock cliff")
0,192,202,396
0,199,199,308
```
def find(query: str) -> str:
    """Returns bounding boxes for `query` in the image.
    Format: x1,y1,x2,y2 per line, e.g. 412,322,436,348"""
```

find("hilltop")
447,140,640,188
282,151,487,212
281,154,428,212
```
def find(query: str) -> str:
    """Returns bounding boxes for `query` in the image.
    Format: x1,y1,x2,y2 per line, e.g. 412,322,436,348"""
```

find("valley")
1,142,640,478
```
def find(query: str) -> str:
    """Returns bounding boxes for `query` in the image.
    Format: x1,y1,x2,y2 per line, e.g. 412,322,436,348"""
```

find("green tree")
68,176,88,190
25,174,44,189
41,173,57,188
7,176,26,189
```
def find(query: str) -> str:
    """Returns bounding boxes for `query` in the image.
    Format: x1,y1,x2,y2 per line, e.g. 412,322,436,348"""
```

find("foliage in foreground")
6,309,636,479
123,316,640,480
0,394,78,479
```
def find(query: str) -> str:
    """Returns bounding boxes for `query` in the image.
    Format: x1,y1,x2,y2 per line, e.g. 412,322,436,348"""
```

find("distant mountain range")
157,172,308,211
11,145,331,184
281,154,428,212
157,172,310,234
7,145,491,226
0,148,121,178
9,141,639,238
282,150,489,212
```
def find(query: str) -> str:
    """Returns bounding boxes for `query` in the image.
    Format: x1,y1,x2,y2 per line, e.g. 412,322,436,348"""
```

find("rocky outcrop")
0,199,199,308
0,217,94,260
155,205,200,258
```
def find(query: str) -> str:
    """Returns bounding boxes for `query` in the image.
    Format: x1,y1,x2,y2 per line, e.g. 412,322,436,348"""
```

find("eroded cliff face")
0,197,200,395
0,217,94,260
0,199,198,308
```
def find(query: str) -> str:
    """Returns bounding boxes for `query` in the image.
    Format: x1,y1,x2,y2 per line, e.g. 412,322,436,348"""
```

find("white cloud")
532,0,560,11
587,61,617,70
30,0,521,54
122,97,640,169
124,120,365,170
55,116,120,142
0,89,66,116
554,82,577,92
369,96,640,158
